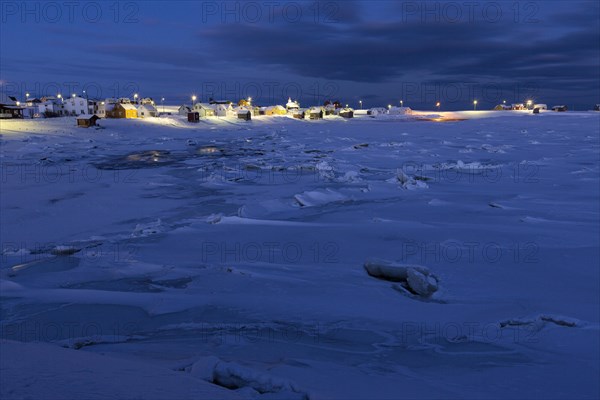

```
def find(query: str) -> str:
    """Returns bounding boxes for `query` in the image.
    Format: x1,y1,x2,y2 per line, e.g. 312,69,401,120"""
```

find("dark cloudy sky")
1,0,599,109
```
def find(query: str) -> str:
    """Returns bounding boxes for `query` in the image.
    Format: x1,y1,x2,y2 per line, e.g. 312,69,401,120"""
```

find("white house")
192,103,216,117
97,98,118,118
214,103,234,117
137,103,159,118
388,106,412,115
64,96,89,116
178,105,191,115
140,97,155,105
286,97,300,111
534,104,547,110
368,107,388,116
38,97,65,116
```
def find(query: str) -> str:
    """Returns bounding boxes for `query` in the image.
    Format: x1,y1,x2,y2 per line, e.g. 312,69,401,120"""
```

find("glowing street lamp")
25,92,30,99
400,100,403,107
388,104,392,110
72,93,76,98
503,100,506,104
526,100,533,109
436,101,441,111
247,97,252,105
473,100,478,110
161,97,165,113
191,95,197,106
57,93,63,103
359,100,362,109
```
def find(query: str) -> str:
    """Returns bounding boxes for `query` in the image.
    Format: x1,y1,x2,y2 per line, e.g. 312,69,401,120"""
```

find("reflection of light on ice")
198,146,219,154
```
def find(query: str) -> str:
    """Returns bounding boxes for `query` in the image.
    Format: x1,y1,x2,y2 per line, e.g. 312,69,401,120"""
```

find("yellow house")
265,105,287,115
109,103,138,118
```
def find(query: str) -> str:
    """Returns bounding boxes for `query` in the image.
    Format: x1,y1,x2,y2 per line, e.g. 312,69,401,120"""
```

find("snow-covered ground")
1,111,599,399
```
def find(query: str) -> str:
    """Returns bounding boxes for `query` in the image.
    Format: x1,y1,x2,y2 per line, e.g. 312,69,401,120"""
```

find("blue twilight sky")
1,0,599,110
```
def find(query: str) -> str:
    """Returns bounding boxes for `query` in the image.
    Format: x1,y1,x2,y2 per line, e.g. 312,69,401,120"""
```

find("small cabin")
237,110,252,121
534,104,547,110
339,108,354,118
551,105,568,112
76,114,100,128
494,104,512,111
309,107,323,120
187,112,200,122
292,110,305,119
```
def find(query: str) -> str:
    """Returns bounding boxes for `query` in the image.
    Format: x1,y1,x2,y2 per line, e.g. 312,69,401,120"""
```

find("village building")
237,108,252,121
38,97,65,117
137,103,159,118
64,96,89,116
108,103,138,118
76,114,100,128
97,99,117,118
0,93,24,119
140,97,155,105
292,109,305,119
208,99,233,105
265,105,287,115
551,105,568,112
178,105,191,115
339,107,354,118
187,112,200,123
367,107,388,116
192,103,216,117
388,106,412,115
214,103,234,117
308,107,324,120
286,97,300,111
324,104,337,115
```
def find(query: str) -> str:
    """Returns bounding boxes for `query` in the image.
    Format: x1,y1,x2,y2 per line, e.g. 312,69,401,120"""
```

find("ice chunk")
364,259,439,297
132,219,164,237
190,357,309,399
294,189,348,207
406,268,439,296
50,245,80,256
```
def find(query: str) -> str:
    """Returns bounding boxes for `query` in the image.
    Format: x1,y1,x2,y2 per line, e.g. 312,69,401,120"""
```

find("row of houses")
493,102,576,112
0,94,160,119
181,98,361,122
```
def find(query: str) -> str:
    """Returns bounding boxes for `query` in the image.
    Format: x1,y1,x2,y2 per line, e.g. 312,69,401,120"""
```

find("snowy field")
1,111,599,399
